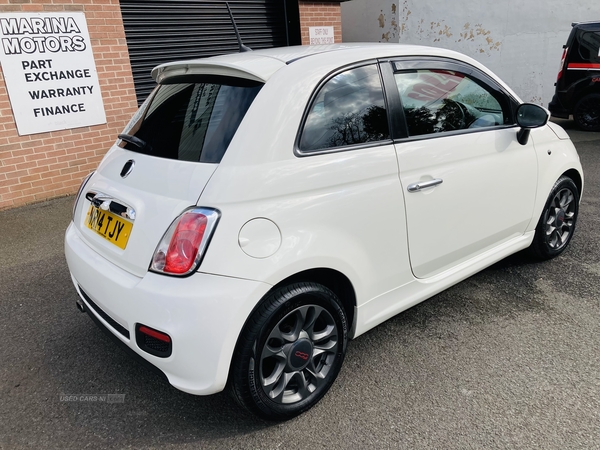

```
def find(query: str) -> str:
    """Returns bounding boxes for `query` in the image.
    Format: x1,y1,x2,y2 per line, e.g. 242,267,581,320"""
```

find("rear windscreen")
119,77,263,163
573,30,600,64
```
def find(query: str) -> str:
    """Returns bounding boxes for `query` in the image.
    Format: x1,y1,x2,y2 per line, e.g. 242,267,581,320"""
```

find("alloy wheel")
258,304,339,404
543,187,576,251
574,95,600,131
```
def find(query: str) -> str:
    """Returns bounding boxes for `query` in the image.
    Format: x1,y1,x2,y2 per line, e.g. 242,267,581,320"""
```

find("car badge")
120,160,135,178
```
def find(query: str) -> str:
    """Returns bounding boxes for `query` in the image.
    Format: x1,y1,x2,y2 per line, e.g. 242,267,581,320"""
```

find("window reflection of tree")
300,65,391,151
327,105,389,147
404,99,477,136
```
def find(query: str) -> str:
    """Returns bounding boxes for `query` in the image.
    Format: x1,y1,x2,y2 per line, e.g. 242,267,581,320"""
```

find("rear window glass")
119,77,262,163
570,31,600,64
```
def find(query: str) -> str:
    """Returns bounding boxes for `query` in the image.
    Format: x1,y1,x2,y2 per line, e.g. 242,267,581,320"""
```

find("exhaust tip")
76,299,86,313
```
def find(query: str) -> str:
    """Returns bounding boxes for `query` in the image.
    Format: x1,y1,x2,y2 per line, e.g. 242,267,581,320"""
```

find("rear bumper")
78,290,170,382
64,222,272,395
548,93,570,118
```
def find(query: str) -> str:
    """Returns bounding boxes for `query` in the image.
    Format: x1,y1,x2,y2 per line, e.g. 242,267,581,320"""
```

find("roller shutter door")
120,0,291,103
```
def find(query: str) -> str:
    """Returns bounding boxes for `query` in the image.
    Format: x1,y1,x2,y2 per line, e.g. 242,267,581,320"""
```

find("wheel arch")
528,172,581,260
562,168,583,199
229,267,357,376
267,268,357,338
572,86,600,107
226,267,357,404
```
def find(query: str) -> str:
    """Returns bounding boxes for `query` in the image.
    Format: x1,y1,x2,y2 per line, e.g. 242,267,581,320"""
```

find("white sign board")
0,12,106,136
309,26,335,45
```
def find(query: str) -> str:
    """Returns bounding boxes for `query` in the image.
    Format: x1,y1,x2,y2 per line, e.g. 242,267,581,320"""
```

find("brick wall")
299,1,342,45
0,0,138,210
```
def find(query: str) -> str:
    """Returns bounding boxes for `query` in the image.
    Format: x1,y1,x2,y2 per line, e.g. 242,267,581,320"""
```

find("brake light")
150,207,220,276
72,171,94,221
557,47,568,81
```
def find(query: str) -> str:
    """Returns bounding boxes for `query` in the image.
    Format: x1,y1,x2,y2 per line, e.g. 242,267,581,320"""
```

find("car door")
382,59,538,279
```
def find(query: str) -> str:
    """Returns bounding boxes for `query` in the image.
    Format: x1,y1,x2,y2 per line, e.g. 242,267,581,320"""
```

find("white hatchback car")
65,43,583,420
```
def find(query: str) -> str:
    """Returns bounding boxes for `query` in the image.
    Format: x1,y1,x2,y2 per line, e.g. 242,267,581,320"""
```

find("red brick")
0,199,16,210
0,0,136,209
2,156,26,166
2,0,343,209
19,174,42,183
1,190,27,200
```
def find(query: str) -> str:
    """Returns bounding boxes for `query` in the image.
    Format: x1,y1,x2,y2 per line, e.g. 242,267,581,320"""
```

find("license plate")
85,205,133,250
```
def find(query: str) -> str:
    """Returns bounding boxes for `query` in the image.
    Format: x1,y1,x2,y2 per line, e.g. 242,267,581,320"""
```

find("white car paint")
65,226,271,394
397,127,538,278
65,43,583,397
72,146,218,277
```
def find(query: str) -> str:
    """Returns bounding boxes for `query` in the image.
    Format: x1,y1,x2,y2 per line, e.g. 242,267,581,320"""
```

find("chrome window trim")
392,124,519,145
295,138,395,157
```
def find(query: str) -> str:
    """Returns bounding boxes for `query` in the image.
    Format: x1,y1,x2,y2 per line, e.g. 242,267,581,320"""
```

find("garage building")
0,0,347,209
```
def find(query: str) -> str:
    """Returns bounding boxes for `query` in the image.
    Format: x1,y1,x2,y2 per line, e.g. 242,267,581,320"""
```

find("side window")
394,69,508,137
577,31,600,64
299,64,390,152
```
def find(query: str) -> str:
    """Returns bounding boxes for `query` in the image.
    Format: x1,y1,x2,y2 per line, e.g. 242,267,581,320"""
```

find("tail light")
150,207,220,276
557,47,568,81
72,171,95,220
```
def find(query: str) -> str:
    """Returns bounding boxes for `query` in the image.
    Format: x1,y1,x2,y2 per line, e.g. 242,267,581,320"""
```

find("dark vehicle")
549,21,600,131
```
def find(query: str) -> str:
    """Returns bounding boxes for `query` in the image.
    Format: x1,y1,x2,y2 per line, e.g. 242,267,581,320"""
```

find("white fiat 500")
65,43,583,420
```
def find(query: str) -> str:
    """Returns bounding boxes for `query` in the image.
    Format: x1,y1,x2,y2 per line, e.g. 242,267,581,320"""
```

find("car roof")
572,21,600,32
151,43,485,84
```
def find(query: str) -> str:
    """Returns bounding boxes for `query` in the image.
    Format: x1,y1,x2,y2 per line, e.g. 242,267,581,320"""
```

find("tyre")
230,282,348,420
573,94,600,132
528,176,579,260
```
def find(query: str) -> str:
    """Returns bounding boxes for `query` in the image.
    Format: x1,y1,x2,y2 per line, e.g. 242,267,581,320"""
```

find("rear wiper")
118,134,152,152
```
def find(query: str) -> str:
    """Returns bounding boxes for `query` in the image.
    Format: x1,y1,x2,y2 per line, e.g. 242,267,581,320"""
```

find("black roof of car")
572,21,600,32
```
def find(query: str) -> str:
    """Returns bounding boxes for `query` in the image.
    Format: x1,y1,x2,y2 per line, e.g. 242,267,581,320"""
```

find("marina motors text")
1,16,86,54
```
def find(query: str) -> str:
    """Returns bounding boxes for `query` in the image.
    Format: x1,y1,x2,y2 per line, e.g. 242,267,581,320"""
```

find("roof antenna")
226,2,252,53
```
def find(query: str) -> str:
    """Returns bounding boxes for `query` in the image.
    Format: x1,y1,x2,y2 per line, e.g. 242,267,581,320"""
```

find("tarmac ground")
0,118,599,449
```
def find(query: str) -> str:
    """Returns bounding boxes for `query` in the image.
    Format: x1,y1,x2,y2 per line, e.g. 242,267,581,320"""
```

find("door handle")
85,191,136,220
407,178,443,193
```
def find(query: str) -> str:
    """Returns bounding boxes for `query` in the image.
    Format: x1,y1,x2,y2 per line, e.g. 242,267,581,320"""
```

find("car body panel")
355,231,535,335
72,146,217,277
152,52,286,84
65,222,272,395
395,127,538,278
199,144,412,309
528,126,584,225
546,121,571,140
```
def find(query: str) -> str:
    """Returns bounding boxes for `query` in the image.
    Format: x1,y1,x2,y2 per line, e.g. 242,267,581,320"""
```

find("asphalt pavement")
1,119,599,449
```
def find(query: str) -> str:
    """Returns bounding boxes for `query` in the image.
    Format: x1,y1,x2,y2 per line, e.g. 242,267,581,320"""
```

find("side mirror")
516,103,550,145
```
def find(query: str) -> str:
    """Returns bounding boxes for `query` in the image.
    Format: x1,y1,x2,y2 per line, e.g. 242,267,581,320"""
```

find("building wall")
341,0,596,105
0,0,347,210
299,1,342,45
0,0,138,210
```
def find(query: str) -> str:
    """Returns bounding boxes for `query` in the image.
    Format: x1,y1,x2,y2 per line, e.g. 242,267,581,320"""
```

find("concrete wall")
341,0,596,105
